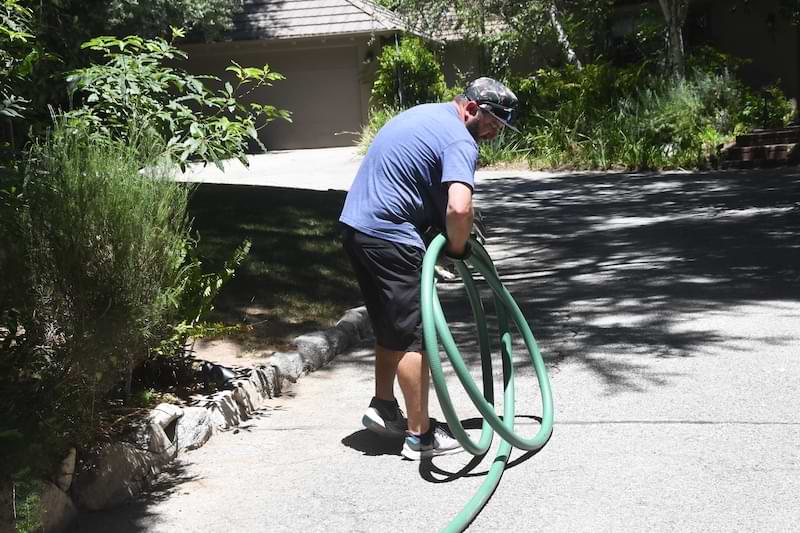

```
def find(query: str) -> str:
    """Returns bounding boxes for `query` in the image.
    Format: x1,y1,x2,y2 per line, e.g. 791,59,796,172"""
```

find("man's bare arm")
445,182,474,256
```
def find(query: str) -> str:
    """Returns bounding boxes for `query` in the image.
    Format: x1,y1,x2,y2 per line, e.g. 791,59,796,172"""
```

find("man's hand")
445,182,473,257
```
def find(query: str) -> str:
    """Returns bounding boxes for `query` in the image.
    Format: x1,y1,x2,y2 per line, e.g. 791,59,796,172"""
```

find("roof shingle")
230,0,413,40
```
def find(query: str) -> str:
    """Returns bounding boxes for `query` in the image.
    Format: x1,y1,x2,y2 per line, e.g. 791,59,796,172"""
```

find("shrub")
509,55,794,170
0,0,34,121
478,130,532,168
356,106,401,153
0,120,191,480
371,37,447,110
736,84,795,130
65,31,290,169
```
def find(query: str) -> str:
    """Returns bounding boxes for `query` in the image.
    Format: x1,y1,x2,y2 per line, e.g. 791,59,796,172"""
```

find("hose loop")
420,233,554,532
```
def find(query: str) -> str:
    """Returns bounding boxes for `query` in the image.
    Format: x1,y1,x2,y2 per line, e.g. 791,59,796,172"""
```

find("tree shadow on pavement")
336,168,799,394
68,461,201,533
432,167,800,389
333,167,800,396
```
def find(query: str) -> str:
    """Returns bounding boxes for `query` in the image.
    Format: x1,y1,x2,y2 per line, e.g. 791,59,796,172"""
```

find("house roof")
230,0,415,41
428,11,505,43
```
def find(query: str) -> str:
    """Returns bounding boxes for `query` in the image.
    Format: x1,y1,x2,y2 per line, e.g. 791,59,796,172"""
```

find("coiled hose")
421,234,554,532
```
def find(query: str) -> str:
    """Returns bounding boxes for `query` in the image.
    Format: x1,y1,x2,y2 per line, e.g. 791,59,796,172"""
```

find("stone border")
31,306,372,532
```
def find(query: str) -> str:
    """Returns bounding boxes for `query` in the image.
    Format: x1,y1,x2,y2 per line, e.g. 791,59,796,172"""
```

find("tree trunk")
549,2,582,69
0,482,15,533
658,0,690,78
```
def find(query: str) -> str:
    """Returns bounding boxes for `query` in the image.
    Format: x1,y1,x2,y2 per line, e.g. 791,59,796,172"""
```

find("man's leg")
374,344,400,402
376,344,430,435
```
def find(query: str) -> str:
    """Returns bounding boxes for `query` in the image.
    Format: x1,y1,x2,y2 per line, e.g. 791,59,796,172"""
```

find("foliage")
510,62,654,132
607,3,665,65
65,32,290,170
0,120,191,480
360,48,794,171
0,0,34,120
154,238,252,358
357,106,401,153
478,130,531,167
379,0,614,75
371,37,447,109
104,0,242,41
3,0,240,145
494,55,794,170
737,85,795,130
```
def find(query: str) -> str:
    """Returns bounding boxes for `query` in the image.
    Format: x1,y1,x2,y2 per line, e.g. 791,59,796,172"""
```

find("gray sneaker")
362,397,407,438
401,420,463,460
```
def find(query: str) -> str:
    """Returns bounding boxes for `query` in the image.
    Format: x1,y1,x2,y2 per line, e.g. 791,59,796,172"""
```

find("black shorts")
341,224,424,352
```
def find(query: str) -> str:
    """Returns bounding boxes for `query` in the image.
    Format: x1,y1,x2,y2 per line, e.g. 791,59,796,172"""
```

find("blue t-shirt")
339,102,479,250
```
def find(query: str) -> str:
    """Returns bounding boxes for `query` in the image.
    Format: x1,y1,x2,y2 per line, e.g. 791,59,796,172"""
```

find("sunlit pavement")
74,166,800,532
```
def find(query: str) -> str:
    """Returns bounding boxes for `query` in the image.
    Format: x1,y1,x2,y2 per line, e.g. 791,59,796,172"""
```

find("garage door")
239,45,363,150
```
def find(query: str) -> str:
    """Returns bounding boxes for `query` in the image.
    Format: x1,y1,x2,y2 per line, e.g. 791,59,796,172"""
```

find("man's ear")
465,100,480,117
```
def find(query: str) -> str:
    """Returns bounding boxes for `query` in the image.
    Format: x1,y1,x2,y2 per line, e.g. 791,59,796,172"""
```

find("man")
339,77,519,460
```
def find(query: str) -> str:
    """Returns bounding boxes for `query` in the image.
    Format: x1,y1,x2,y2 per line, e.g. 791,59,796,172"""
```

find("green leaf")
171,26,187,39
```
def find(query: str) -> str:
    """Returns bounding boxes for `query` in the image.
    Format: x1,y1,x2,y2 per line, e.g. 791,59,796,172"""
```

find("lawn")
188,183,363,351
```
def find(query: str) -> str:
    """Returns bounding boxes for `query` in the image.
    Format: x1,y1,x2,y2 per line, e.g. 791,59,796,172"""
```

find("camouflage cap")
465,77,519,132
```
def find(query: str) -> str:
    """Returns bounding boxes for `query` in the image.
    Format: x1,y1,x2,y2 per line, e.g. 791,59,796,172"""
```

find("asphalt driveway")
74,165,800,532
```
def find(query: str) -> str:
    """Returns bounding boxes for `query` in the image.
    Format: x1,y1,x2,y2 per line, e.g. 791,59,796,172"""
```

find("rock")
72,443,159,511
324,327,351,360
129,416,176,462
39,481,77,532
148,403,183,431
338,306,372,339
334,318,360,345
251,365,279,398
175,407,213,451
270,351,305,382
262,365,282,396
293,333,331,370
247,366,267,396
201,362,236,389
232,379,262,414
143,421,177,459
205,390,241,429
231,387,251,419
56,448,77,492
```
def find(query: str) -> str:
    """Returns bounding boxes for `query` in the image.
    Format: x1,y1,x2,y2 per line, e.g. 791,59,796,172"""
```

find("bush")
356,106,401,153
66,31,290,169
371,37,447,110
0,120,191,480
505,56,794,170
0,0,34,121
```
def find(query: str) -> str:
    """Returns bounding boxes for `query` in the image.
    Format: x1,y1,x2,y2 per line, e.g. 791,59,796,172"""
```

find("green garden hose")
421,234,554,532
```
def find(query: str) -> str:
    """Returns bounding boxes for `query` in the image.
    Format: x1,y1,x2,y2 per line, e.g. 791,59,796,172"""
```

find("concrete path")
177,147,364,191
176,147,567,192
73,166,800,532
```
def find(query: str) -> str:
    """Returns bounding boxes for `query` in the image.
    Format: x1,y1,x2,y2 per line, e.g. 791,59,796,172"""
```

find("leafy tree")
65,30,290,169
657,0,689,78
105,0,242,41
371,37,447,108
0,0,34,120
11,0,241,136
379,0,614,76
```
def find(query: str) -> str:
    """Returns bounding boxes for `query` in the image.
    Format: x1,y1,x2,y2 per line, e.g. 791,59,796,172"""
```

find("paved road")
73,168,800,532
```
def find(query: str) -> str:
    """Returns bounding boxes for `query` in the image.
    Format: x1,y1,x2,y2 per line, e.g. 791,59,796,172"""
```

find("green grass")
188,184,362,350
